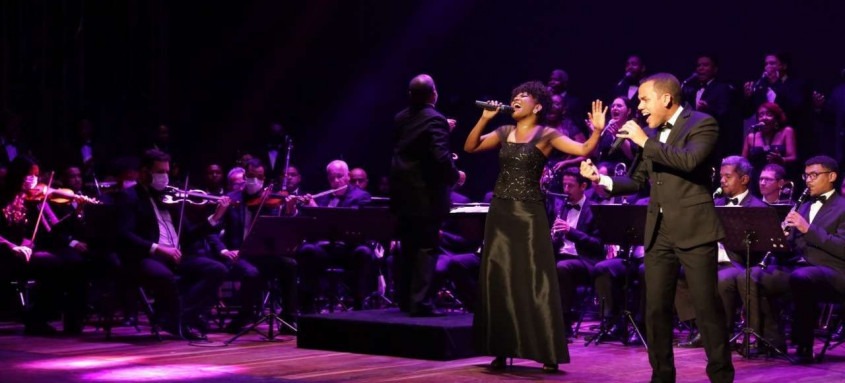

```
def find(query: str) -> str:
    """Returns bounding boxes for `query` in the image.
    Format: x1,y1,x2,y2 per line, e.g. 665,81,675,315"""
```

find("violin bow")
30,171,56,245
174,175,190,251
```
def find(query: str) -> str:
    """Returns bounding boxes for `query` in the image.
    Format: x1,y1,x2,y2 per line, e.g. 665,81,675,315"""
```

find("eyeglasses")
801,171,832,181
758,177,780,183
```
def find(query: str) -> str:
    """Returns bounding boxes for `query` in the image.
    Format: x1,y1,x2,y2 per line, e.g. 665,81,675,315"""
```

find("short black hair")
697,53,720,68
511,81,552,124
805,155,839,174
642,73,683,105
562,166,588,186
761,163,786,180
141,149,170,169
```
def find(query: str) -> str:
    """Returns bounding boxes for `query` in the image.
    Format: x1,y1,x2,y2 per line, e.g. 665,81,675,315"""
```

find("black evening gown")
473,125,569,364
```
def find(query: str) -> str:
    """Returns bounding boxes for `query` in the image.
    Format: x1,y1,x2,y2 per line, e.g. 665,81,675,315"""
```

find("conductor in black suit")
390,74,460,317
582,73,734,383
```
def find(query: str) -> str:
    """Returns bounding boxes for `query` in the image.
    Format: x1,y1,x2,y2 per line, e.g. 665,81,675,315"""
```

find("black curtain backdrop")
2,0,844,200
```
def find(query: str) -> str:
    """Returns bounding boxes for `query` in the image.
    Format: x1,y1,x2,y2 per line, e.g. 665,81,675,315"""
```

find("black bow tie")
809,195,828,203
661,122,673,130
727,198,739,206
565,203,581,211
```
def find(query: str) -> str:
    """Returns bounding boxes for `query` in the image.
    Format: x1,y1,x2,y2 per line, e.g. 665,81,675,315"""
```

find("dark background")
3,0,845,200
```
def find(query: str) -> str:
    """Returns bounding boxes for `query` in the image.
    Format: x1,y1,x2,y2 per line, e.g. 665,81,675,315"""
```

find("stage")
1,316,844,383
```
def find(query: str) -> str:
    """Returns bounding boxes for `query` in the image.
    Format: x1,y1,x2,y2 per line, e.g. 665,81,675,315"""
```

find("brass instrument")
777,180,795,204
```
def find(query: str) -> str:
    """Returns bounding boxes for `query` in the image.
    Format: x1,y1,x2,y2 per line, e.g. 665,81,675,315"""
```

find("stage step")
297,308,477,360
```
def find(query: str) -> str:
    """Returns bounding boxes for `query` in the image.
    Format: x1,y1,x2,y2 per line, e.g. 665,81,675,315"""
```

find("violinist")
0,156,87,335
226,166,246,192
206,158,298,332
116,149,227,340
296,159,377,313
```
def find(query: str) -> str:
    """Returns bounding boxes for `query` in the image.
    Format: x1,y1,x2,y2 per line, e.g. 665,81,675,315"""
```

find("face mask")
150,173,169,191
244,177,263,195
122,180,137,189
24,175,39,190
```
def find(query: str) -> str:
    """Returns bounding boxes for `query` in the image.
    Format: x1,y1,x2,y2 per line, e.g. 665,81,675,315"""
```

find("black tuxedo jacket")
389,104,459,219
116,184,211,261
790,193,845,274
611,108,724,250
549,197,604,263
682,80,734,126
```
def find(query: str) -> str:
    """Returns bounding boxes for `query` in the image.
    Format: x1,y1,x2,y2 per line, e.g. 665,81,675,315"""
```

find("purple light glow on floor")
80,364,242,381
21,356,143,370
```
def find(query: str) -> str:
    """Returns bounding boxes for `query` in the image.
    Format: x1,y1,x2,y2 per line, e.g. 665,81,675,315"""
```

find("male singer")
390,74,460,317
582,73,734,383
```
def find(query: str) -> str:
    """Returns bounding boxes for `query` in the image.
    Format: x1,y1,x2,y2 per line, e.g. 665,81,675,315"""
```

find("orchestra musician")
115,149,227,340
206,158,299,332
0,156,87,335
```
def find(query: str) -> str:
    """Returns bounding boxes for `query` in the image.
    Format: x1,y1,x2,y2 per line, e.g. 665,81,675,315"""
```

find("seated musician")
295,159,377,313
758,163,789,205
206,158,298,332
431,187,481,312
549,167,604,340
115,149,227,340
782,155,845,363
0,156,87,335
279,165,304,196
675,156,769,349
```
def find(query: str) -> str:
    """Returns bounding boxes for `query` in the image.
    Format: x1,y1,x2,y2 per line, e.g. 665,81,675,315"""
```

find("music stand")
715,206,791,361
224,216,317,345
297,206,397,307
586,204,648,349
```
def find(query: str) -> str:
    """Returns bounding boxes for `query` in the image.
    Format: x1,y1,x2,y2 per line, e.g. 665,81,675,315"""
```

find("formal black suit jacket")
682,79,734,126
611,108,724,250
549,197,604,263
746,76,812,128
790,192,845,274
313,185,372,208
116,184,211,262
389,104,459,219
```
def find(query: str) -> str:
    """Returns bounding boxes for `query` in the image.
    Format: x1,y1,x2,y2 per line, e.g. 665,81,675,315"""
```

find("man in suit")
389,74,460,316
550,167,604,339
681,55,738,157
676,156,770,349
582,73,734,383
296,159,378,312
783,155,845,363
206,158,298,333
612,55,648,101
116,149,228,340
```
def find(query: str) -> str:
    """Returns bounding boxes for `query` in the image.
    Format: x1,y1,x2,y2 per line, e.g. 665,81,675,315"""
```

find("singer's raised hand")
586,100,608,132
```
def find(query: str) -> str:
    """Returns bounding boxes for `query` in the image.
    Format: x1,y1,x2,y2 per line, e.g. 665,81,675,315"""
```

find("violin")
161,186,235,205
26,184,100,205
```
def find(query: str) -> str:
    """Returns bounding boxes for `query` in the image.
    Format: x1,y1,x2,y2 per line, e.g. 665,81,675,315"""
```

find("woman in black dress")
464,81,605,372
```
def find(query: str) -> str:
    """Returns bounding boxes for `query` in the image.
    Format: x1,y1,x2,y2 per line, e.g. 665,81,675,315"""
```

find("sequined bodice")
493,142,547,201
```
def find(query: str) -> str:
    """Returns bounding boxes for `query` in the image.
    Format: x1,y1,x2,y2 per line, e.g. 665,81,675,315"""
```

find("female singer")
464,81,605,372
0,156,87,335
742,102,797,170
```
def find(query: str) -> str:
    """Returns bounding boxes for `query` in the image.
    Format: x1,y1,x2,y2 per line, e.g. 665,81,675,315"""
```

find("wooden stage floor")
1,319,844,383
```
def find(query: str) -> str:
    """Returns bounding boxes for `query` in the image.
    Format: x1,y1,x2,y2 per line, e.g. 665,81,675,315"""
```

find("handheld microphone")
681,72,697,87
752,72,768,91
474,100,514,115
608,115,645,156
617,71,632,86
